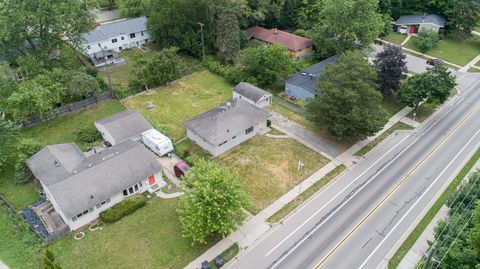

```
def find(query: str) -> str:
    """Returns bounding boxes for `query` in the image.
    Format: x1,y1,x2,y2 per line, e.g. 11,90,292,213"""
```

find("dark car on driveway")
174,161,190,178
427,58,444,66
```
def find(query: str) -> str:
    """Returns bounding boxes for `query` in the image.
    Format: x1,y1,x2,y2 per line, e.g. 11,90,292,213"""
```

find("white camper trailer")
142,129,174,156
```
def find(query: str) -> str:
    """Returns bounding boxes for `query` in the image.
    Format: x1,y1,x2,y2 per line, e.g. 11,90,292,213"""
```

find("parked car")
427,58,444,66
174,161,190,178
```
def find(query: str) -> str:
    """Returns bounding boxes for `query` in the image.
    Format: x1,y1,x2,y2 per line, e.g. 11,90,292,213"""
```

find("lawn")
123,71,232,141
382,32,408,45
354,122,413,157
388,146,480,268
267,165,346,223
405,36,480,66
0,100,126,210
51,198,219,269
218,136,330,214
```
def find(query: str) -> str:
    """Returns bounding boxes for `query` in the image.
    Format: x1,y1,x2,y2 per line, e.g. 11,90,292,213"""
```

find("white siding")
186,119,268,156
94,122,117,145
419,24,441,33
232,92,272,108
84,30,151,55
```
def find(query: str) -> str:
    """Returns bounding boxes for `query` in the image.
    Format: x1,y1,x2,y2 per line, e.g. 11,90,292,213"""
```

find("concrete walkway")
0,260,9,269
401,35,411,46
459,54,480,72
398,158,480,269
155,190,183,199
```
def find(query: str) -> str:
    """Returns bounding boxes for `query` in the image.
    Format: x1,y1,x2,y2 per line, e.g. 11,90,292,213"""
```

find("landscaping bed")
218,136,330,214
51,198,219,269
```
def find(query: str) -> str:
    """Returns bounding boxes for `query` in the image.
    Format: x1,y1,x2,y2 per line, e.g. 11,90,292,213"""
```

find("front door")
409,25,416,34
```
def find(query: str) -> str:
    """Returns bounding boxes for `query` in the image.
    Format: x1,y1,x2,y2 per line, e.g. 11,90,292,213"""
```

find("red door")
148,175,155,186
409,26,416,34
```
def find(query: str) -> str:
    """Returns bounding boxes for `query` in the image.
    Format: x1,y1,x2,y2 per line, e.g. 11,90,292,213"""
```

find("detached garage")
95,109,153,145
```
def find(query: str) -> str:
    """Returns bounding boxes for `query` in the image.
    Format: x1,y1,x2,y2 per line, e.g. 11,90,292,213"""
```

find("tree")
64,71,102,98
0,119,19,171
446,0,480,40
416,30,439,53
0,0,93,60
216,10,241,63
306,50,388,140
373,44,407,97
297,0,324,29
116,0,147,17
398,66,456,111
6,79,63,121
178,160,248,244
236,45,294,86
13,138,44,184
308,0,383,57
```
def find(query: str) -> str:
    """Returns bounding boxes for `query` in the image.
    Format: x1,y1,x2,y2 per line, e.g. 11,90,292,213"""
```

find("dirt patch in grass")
218,136,329,214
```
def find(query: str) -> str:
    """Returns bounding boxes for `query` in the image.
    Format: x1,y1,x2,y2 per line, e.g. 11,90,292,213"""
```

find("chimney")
273,28,278,35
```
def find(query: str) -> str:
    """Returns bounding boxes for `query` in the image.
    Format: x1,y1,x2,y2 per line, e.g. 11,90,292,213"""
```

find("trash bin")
215,256,224,267
201,260,211,269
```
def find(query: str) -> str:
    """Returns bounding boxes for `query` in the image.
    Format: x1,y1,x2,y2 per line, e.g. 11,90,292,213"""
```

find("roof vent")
301,72,307,76
115,151,119,155
273,28,278,35
73,170,77,174
88,163,92,168
54,160,60,166
226,101,232,108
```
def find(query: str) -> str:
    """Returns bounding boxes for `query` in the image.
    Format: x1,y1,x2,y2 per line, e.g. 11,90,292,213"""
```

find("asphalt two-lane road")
228,73,480,269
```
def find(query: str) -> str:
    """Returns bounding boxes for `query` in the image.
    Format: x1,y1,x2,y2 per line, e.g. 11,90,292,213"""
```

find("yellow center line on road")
314,96,480,269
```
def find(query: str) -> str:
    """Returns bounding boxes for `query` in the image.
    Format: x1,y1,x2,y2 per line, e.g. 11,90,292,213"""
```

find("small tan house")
246,26,314,58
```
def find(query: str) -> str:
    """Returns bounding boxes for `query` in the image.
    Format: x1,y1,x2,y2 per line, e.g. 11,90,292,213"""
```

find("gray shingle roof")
395,14,445,27
284,55,338,94
183,99,271,145
233,82,272,103
27,144,85,187
95,109,153,143
30,140,162,218
82,16,147,44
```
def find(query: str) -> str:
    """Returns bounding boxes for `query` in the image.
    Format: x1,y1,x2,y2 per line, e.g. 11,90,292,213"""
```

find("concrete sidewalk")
0,260,9,269
459,54,480,72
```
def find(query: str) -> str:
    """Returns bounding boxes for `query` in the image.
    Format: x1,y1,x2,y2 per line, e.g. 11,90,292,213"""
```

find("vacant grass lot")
218,136,329,214
405,36,480,66
0,202,43,269
354,122,413,157
0,100,126,210
123,71,232,140
51,198,218,269
382,32,407,45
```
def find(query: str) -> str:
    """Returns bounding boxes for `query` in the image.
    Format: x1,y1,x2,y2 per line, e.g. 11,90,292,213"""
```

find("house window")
72,216,77,222
112,38,117,43
121,36,124,40
145,39,149,43
96,198,111,209
245,127,254,134
141,31,144,36
98,43,101,48
232,136,236,139
130,33,136,38
87,45,90,49
123,182,142,197
218,140,228,146
119,46,123,51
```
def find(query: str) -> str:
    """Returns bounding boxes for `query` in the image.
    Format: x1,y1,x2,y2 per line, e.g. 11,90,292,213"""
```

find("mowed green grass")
218,136,330,214
51,198,219,269
382,32,408,45
405,36,480,66
354,122,413,157
123,71,232,140
0,203,43,269
0,100,126,210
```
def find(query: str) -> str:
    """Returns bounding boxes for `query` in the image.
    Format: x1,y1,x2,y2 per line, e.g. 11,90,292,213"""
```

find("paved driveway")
371,44,429,74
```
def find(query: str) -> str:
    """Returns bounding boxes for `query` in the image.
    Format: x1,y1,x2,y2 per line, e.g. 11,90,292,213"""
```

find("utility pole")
198,22,205,62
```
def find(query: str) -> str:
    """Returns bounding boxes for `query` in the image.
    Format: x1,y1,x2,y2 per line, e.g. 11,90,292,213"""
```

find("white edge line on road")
266,94,464,266
358,127,480,269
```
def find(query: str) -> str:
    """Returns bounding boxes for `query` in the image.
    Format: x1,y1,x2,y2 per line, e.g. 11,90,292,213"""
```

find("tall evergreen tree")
306,50,388,140
216,10,241,63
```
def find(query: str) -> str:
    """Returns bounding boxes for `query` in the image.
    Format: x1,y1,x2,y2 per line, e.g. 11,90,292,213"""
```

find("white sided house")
27,140,165,231
395,14,446,35
82,16,150,55
95,109,153,146
183,99,271,156
233,82,272,108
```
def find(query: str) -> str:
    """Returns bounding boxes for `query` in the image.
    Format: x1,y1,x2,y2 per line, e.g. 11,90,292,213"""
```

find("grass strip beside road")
388,146,480,269
267,165,347,223
210,243,239,269
354,122,414,157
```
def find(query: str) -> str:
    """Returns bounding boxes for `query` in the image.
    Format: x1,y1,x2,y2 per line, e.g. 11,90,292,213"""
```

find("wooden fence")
20,91,115,127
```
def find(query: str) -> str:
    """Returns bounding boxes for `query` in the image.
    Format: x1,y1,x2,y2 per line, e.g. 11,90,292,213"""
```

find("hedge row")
99,195,147,223
203,59,242,84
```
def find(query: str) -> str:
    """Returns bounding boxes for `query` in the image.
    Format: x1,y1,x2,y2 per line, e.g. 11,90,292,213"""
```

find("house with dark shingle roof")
246,26,314,58
95,109,153,146
233,82,272,108
395,14,446,35
27,140,165,231
183,99,271,156
284,55,338,100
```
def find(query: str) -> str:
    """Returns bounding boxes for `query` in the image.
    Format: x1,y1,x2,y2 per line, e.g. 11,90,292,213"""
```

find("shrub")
293,29,306,37
85,66,98,77
75,125,101,145
100,195,147,223
185,154,203,166
416,30,439,53
112,86,130,99
203,58,243,84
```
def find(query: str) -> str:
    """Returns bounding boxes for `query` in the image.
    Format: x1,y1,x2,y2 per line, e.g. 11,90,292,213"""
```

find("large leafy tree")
236,45,294,86
398,66,456,111
216,10,241,63
64,71,102,98
0,119,19,171
308,0,383,57
306,50,388,140
178,160,248,244
116,0,148,17
446,0,480,40
373,44,407,97
416,30,439,53
0,0,93,61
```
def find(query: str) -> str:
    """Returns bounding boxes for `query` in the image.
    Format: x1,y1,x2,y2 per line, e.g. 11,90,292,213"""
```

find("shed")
284,55,338,100
233,82,272,108
95,109,153,145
